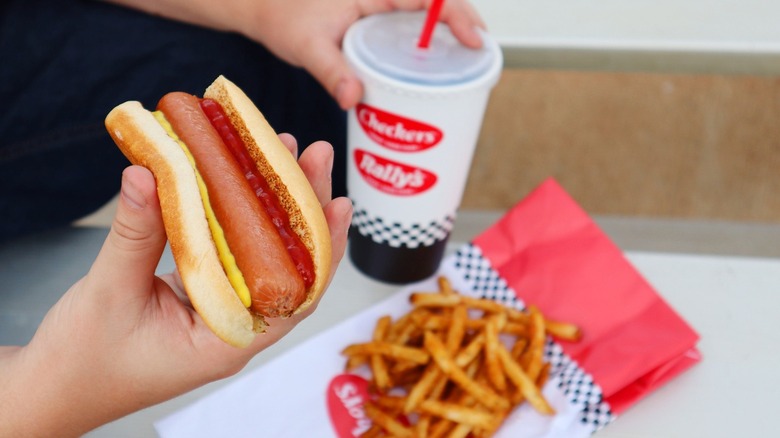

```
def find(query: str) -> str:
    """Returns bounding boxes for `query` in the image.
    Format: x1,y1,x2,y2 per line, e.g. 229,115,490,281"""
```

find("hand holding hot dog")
103,0,485,109
106,76,340,346
0,139,351,437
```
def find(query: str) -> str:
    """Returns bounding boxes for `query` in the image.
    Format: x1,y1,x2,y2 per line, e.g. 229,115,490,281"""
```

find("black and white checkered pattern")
451,243,615,433
351,207,454,248
452,244,523,309
545,341,614,431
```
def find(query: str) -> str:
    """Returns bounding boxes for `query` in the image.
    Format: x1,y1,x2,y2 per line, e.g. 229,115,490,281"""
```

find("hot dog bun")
105,75,332,347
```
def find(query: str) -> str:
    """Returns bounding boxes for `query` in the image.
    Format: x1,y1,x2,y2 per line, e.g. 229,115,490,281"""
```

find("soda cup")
344,11,503,284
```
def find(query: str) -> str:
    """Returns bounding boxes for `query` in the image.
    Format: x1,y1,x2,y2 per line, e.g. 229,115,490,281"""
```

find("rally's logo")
327,374,372,438
354,149,437,196
356,103,443,152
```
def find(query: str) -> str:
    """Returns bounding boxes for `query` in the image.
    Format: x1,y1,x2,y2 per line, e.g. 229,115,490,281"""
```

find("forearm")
0,347,26,435
0,342,125,437
0,346,63,437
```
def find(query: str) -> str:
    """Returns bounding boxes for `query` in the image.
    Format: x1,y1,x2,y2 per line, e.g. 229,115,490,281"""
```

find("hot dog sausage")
157,92,305,317
199,98,316,289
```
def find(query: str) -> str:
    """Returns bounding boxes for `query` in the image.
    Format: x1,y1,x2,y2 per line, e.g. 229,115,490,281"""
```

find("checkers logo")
327,374,371,438
354,149,437,196
357,103,443,152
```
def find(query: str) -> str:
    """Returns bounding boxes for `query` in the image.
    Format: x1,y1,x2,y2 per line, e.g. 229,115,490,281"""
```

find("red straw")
417,0,446,49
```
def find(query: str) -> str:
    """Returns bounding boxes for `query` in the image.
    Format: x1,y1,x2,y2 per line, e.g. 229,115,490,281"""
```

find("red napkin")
471,178,701,414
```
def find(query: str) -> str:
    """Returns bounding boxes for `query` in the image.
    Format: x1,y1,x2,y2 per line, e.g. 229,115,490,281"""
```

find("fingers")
323,196,353,282
441,0,486,28
296,0,484,109
300,38,363,110
357,0,423,15
293,138,353,295
297,140,335,206
440,1,485,48
86,166,167,302
277,132,299,157
358,0,486,40
159,271,190,307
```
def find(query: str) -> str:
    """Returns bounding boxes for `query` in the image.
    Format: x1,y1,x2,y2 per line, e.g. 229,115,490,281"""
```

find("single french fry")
364,402,413,437
438,275,455,295
446,304,468,354
410,314,494,332
462,296,526,321
404,363,441,413
419,399,500,431
461,296,506,314
424,332,510,411
371,316,392,391
545,319,583,341
454,333,485,368
496,345,555,415
374,316,391,339
522,307,546,381
410,292,462,308
484,313,508,392
373,315,393,341
342,342,430,365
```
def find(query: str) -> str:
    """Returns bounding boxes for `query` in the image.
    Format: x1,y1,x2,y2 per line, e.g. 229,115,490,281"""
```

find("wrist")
0,339,109,437
0,346,51,436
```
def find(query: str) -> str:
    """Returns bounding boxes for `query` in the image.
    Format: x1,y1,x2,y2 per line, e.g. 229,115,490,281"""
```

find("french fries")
340,276,582,437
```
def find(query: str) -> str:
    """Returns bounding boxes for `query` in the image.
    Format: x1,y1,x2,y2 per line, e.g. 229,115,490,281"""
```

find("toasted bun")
204,76,331,313
104,76,331,347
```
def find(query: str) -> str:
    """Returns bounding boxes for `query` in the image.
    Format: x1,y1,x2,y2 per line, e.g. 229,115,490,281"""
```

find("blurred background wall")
462,69,780,222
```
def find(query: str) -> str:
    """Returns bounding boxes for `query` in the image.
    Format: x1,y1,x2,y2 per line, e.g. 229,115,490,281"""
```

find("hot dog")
104,75,332,347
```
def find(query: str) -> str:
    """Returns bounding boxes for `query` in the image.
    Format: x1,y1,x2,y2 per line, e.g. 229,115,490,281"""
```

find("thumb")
87,165,167,294
302,39,363,110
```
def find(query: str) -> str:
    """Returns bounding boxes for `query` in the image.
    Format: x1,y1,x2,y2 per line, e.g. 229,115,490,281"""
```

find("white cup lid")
351,11,498,86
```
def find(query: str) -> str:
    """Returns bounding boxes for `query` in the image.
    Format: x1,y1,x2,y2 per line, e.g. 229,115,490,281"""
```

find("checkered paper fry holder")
438,178,701,435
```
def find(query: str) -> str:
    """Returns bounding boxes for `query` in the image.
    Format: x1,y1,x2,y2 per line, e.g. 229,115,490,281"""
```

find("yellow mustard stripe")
153,111,252,308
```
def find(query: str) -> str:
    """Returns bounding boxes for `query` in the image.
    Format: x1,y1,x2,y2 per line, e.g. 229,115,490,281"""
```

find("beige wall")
461,69,780,222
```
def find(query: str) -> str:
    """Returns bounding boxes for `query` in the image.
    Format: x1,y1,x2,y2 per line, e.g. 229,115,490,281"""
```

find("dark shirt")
0,0,346,242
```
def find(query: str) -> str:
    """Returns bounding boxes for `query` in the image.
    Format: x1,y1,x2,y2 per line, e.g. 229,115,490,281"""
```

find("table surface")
474,0,780,74
2,213,779,437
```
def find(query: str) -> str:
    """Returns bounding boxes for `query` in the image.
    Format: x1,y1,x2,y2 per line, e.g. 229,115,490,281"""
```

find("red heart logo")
327,374,372,437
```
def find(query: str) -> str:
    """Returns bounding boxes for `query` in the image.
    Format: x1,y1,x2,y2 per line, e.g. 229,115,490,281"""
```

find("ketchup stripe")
199,98,315,288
